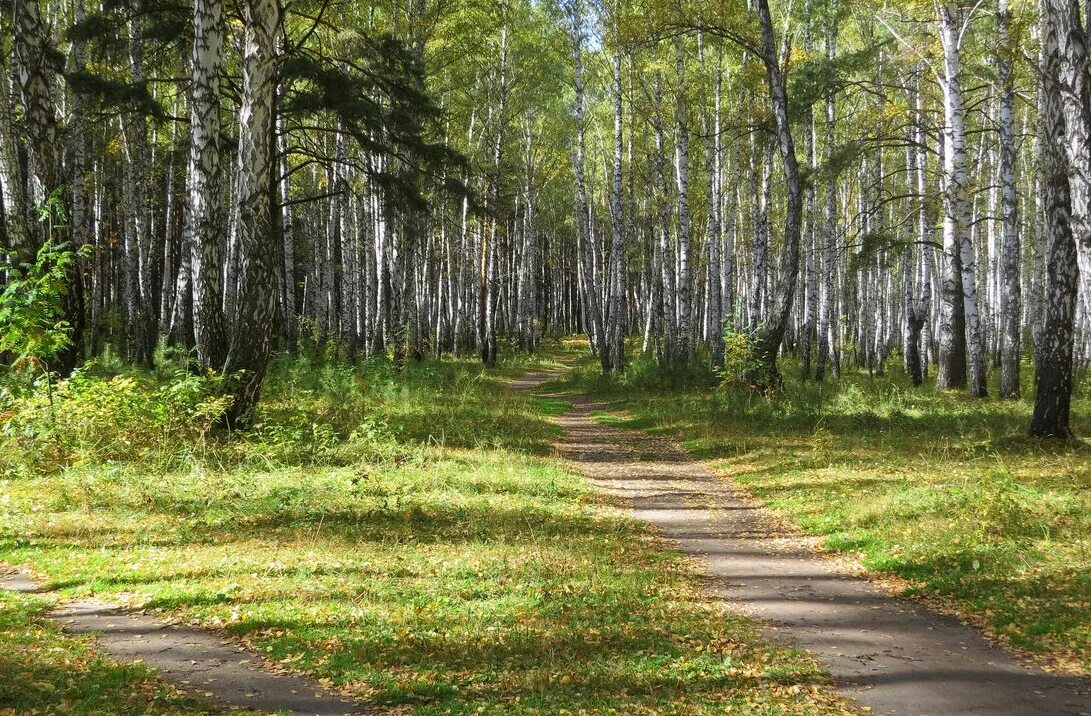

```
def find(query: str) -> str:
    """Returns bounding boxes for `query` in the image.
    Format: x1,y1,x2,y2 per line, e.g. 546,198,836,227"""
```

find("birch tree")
935,3,970,391
607,15,627,373
1031,0,1080,437
221,0,281,427
570,0,608,371
746,0,805,388
997,0,1021,397
815,2,839,381
674,35,694,368
188,0,228,370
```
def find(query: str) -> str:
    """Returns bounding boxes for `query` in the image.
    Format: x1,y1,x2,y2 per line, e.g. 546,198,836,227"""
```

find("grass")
546,344,1091,675
0,340,850,715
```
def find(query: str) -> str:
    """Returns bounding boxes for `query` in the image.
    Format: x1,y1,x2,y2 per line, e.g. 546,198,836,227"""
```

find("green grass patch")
549,348,1091,674
524,395,572,417
0,342,849,714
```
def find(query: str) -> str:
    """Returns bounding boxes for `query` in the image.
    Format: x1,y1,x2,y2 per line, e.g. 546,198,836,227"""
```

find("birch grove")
1,0,1089,435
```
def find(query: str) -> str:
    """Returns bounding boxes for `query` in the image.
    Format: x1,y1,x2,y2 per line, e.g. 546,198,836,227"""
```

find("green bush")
0,365,230,475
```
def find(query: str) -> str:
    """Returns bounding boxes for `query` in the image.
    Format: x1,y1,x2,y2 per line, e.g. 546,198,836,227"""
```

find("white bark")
223,0,281,427
936,3,970,390
816,5,838,381
607,33,626,372
674,36,694,367
1033,0,1081,437
188,0,227,369
998,0,1021,397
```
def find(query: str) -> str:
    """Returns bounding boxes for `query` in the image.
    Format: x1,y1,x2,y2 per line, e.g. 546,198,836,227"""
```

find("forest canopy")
1,0,1089,437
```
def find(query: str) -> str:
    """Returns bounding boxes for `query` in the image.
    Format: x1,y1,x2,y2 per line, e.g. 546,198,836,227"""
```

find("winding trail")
1,570,370,716
512,367,1091,716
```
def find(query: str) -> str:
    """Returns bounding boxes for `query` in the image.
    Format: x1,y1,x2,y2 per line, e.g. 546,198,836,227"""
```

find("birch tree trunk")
68,0,90,283
12,0,83,374
1032,1,1080,437
652,76,676,361
998,0,1022,397
123,18,155,366
1048,0,1091,327
746,0,804,388
222,0,280,427
0,43,29,263
1048,0,1091,254
800,1,817,379
277,114,296,342
674,36,694,368
570,0,608,371
903,75,927,386
188,0,228,370
936,3,970,390
13,0,60,201
607,35,626,373
815,4,838,381
480,23,508,369
518,118,538,350
699,33,724,369
962,200,987,396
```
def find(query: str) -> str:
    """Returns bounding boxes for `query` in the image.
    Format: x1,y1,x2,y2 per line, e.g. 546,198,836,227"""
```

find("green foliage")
719,330,764,389
0,366,231,475
0,342,570,479
0,239,83,378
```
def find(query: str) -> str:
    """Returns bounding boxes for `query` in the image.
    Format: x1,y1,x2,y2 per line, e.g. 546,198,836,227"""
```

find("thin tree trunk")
674,36,694,368
0,34,29,263
936,3,969,390
746,0,804,389
188,0,228,370
800,1,816,379
700,32,724,369
998,0,1021,397
607,35,626,373
570,0,607,370
815,4,838,381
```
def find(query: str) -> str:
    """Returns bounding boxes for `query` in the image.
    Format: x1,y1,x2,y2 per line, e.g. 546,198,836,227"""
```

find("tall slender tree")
1032,0,1080,437
188,0,228,370
221,0,281,427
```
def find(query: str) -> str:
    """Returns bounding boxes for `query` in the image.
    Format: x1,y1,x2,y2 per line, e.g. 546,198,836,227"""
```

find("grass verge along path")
2,569,363,715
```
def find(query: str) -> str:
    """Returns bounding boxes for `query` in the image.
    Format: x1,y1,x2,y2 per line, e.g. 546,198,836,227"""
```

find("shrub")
0,366,230,475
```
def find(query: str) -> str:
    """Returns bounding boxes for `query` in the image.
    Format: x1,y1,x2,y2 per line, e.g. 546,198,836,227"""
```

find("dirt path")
1,570,370,716
512,368,1091,716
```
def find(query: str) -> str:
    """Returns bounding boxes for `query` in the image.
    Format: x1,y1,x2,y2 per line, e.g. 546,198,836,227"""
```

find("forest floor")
2,340,1089,714
519,359,1091,715
0,343,852,715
